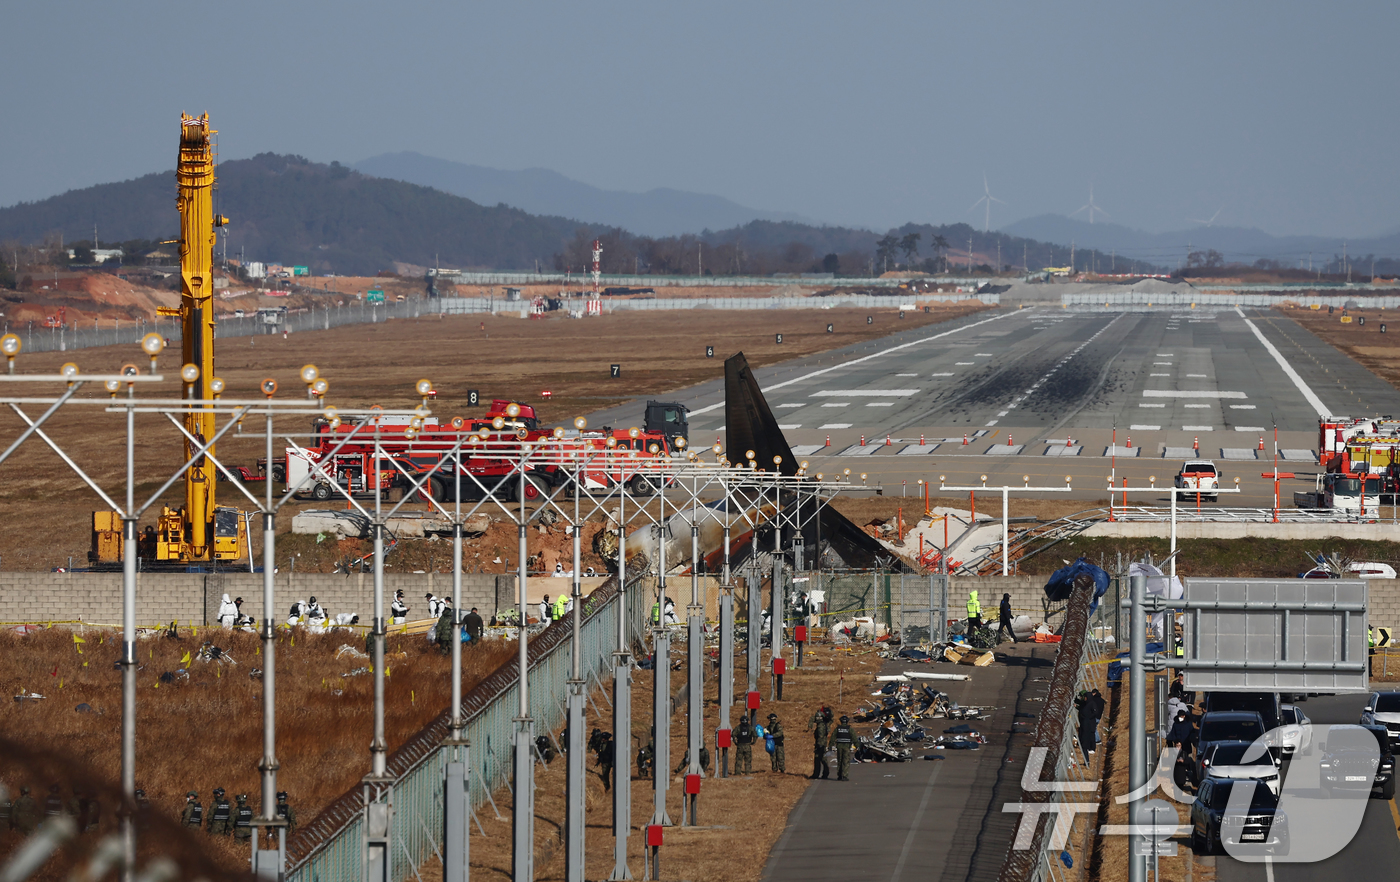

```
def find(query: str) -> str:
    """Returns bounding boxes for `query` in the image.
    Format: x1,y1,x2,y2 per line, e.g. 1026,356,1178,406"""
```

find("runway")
584,306,1400,508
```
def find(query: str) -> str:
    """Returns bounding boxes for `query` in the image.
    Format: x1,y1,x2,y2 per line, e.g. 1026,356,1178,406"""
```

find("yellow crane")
92,113,248,566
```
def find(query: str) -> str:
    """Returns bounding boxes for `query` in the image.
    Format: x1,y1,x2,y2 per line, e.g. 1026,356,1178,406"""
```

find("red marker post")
794,625,808,667
747,690,761,726
716,727,732,778
773,657,787,702
646,824,664,880
684,773,701,826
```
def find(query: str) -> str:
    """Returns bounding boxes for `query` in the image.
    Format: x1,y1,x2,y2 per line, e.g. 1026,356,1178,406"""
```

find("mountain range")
354,152,811,237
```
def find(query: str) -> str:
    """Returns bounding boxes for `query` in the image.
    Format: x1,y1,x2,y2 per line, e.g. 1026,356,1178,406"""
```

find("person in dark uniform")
1076,691,1097,760
808,706,832,779
275,791,297,835
208,788,232,835
464,607,485,644
592,731,615,792
232,794,254,841
636,729,654,781
672,740,711,775
181,791,203,829
734,714,755,775
997,593,1015,642
767,713,786,773
833,715,855,781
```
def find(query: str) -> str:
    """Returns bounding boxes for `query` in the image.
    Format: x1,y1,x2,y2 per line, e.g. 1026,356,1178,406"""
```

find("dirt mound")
7,270,179,322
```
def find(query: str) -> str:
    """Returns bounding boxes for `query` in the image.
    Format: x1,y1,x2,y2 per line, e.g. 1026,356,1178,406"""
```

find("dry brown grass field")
0,624,512,873
1282,304,1400,393
0,302,987,570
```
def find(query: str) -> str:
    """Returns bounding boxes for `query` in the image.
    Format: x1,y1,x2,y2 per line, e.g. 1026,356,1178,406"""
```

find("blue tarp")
1043,557,1110,612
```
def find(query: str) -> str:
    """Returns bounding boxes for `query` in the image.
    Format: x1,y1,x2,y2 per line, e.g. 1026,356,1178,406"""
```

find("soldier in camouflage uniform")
833,715,855,781
180,791,203,830
208,788,232,835
767,713,786,773
734,715,755,775
808,706,832,779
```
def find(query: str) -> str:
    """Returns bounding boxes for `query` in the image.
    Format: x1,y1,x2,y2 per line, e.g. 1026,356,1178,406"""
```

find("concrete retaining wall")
0,572,507,627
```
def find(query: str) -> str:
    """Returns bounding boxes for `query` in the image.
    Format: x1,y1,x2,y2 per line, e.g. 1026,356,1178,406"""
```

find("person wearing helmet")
275,790,297,835
11,786,38,833
833,715,855,781
181,791,203,829
390,590,409,625
734,713,755,775
767,713,786,773
232,794,254,840
208,788,232,835
807,706,832,779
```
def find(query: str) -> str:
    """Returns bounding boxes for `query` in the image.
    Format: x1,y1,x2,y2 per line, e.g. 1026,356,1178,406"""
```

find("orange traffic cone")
1193,436,1199,453
885,434,892,446
860,434,866,447
963,433,969,445
825,434,831,447
1127,436,1132,448
1258,436,1265,451
920,434,926,446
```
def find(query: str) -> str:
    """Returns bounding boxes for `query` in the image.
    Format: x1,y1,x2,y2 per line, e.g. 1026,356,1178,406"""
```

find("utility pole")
698,241,703,276
1344,242,1350,282
1070,240,1075,273
1111,250,1115,273
968,235,973,272
1023,242,1027,273
996,240,1001,273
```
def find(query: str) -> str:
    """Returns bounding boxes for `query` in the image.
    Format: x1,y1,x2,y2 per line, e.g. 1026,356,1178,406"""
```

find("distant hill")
1003,214,1400,271
0,154,580,276
354,151,813,237
0,153,1163,279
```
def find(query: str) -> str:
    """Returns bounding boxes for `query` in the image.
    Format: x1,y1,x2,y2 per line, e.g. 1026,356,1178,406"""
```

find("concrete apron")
1084,521,1400,540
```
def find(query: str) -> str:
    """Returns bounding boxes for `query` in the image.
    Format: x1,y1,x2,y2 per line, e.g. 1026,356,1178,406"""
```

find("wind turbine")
1070,183,1109,224
1187,206,1225,227
970,173,1006,232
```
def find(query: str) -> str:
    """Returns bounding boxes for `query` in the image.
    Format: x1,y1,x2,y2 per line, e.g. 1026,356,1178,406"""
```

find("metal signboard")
366,289,385,303
1181,578,1368,693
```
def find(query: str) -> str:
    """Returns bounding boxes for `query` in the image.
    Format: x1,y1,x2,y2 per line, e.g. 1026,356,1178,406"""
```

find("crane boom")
176,113,222,558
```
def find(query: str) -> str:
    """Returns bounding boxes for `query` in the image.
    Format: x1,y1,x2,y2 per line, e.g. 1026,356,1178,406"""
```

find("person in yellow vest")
553,594,568,622
1370,626,1377,678
651,600,661,625
966,590,982,631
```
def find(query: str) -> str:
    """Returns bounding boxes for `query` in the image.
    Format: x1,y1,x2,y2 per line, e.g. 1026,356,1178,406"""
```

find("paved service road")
1215,692,1400,882
584,306,1400,506
760,642,1056,882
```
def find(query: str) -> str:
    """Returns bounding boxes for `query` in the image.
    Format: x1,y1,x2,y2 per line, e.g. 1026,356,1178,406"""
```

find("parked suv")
1319,723,1395,800
1190,777,1289,856
1360,692,1400,749
1175,460,1220,501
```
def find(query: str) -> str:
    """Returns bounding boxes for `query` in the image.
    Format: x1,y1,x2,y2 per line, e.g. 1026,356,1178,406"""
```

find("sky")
3,1,1397,238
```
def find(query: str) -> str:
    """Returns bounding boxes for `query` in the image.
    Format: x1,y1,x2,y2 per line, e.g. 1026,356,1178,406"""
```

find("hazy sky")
3,1,1397,238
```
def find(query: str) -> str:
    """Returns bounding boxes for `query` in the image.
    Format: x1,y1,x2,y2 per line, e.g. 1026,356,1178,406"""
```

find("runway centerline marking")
1143,391,1247,399
685,308,1023,415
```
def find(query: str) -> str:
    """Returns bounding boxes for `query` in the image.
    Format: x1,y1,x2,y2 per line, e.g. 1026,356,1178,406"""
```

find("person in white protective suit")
286,599,307,628
662,597,679,626
217,594,239,629
390,590,409,624
304,596,329,633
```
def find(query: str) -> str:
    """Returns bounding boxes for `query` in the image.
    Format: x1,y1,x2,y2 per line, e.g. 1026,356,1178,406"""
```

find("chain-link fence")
996,583,1106,882
284,575,650,882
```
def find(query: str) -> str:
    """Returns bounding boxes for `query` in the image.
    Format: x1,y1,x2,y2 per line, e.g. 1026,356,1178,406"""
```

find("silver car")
1273,705,1312,757
1200,741,1281,795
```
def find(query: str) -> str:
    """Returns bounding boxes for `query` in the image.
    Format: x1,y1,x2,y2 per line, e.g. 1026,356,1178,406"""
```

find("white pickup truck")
1174,460,1219,501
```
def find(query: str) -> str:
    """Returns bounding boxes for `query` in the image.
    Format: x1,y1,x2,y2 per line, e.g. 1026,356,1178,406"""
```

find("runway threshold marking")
1234,306,1330,417
686,309,1024,416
